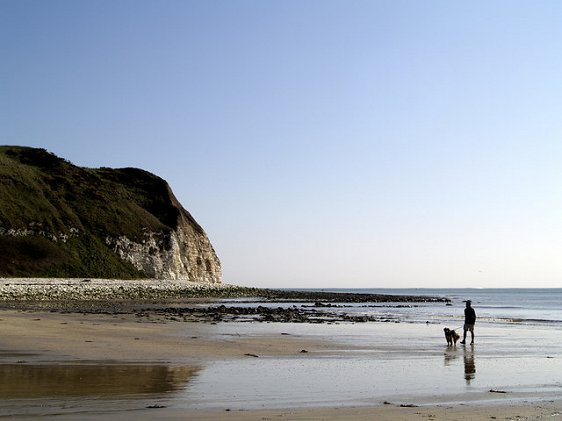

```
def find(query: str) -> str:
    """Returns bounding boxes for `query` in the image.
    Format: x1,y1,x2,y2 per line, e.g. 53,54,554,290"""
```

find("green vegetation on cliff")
0,146,196,278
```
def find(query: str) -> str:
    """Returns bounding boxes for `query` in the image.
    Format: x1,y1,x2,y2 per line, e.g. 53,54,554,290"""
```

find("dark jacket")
465,307,476,325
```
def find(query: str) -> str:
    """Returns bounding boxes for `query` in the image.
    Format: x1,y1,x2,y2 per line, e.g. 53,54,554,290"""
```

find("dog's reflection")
443,348,459,366
463,345,476,385
443,344,476,385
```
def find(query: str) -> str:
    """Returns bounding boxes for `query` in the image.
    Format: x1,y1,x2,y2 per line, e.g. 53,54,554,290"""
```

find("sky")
2,1,562,289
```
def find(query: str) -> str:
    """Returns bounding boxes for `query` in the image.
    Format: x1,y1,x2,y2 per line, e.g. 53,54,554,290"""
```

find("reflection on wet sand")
443,348,459,366
464,346,476,385
0,364,199,398
443,346,476,385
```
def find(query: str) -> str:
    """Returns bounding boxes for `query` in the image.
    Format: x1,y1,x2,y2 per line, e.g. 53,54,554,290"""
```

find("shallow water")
179,353,562,409
1,322,560,417
0,364,199,399
175,322,562,410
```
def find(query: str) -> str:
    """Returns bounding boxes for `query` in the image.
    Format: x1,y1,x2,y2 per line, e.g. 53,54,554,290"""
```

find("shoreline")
1,279,561,420
0,277,448,324
0,278,261,301
1,309,561,420
0,278,446,318
0,277,446,302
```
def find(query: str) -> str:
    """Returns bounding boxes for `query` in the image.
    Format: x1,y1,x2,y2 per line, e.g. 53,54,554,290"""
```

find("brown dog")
444,328,460,346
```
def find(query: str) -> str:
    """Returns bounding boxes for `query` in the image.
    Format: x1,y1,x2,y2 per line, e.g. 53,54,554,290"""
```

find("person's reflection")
463,345,476,385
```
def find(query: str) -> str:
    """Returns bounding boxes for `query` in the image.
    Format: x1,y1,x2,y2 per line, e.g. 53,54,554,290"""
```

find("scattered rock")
0,280,445,327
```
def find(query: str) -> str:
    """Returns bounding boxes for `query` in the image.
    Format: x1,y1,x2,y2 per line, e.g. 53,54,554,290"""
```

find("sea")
187,288,562,410
241,288,562,329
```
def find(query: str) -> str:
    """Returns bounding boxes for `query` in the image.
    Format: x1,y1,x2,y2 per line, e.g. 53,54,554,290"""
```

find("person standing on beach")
460,300,476,345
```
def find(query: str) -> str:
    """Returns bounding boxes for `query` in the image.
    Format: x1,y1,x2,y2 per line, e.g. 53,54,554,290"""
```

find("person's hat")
465,300,472,304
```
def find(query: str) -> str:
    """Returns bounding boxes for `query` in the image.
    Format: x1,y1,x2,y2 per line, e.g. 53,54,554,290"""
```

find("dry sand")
1,308,561,420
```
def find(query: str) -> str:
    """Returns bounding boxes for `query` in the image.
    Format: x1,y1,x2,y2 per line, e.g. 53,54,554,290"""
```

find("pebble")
0,278,259,301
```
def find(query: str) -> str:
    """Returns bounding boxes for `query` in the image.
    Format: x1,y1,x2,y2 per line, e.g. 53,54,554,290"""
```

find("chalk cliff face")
105,188,221,283
0,146,221,282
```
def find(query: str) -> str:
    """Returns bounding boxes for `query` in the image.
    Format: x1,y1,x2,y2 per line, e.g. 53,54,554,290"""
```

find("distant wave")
488,317,562,326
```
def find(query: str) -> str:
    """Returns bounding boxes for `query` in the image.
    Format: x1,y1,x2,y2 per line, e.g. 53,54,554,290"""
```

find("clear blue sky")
2,1,562,288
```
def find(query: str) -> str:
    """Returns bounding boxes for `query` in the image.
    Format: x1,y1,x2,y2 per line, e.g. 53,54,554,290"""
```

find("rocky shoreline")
259,289,445,303
0,278,447,323
0,278,262,302
0,278,446,302
137,304,405,324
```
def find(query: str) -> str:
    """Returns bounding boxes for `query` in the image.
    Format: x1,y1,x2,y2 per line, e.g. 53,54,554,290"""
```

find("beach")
1,280,561,420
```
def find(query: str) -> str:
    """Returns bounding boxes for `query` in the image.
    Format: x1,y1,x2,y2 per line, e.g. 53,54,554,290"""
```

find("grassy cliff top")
0,145,201,278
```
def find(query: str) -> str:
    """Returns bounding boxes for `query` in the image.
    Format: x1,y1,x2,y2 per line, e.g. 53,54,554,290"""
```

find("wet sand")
1,308,561,420
0,310,333,362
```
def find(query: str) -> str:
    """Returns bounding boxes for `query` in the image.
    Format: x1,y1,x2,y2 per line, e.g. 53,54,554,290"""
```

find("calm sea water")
281,288,562,329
